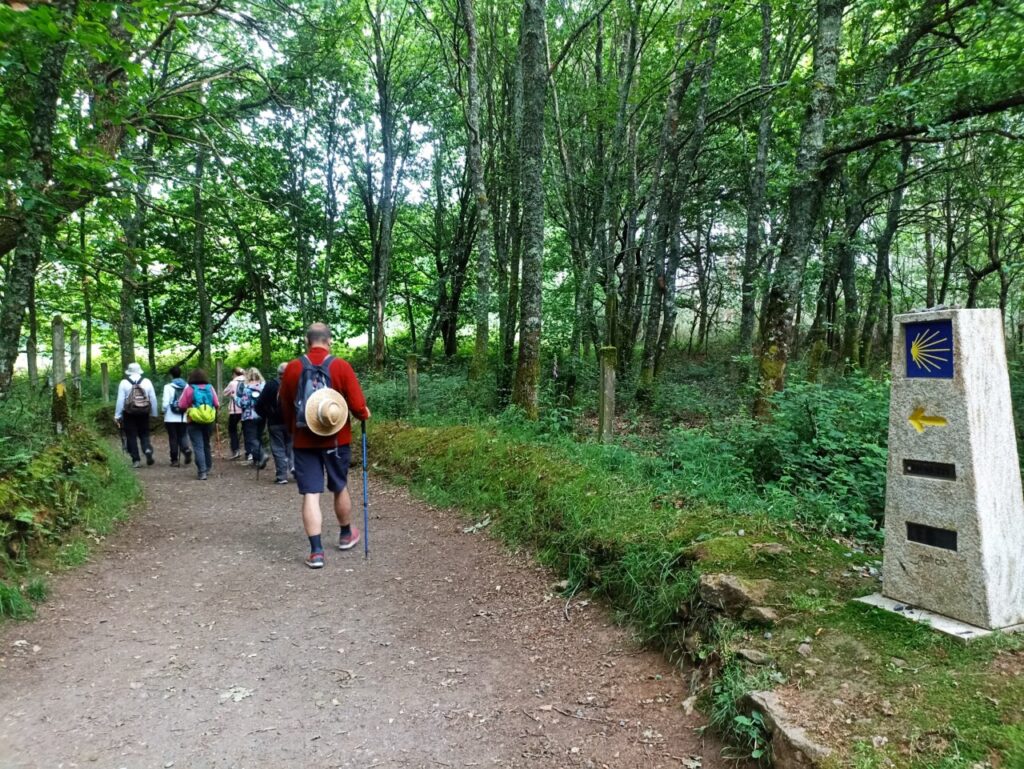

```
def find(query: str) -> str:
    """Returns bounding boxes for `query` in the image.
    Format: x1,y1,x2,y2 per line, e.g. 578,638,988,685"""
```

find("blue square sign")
904,320,954,378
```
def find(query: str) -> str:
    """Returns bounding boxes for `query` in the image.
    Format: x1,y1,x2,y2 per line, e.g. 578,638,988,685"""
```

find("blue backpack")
169,378,188,415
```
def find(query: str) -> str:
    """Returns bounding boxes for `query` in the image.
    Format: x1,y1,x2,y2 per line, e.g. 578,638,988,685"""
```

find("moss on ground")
0,424,142,621
374,419,1023,768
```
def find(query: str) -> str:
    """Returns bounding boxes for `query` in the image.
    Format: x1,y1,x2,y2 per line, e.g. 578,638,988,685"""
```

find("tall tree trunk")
0,0,77,399
924,228,936,307
230,219,273,372
617,127,641,374
117,197,147,370
510,0,547,419
117,240,138,371
193,148,212,369
754,0,844,417
422,149,448,361
462,0,494,381
652,14,720,377
739,0,773,352
497,48,524,405
80,208,93,378
26,277,38,388
637,33,696,401
859,141,911,367
548,39,587,401
938,177,957,305
142,273,156,375
595,9,639,356
322,95,341,317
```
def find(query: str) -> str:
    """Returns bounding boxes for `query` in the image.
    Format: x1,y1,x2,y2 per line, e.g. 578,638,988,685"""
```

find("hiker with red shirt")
279,323,371,569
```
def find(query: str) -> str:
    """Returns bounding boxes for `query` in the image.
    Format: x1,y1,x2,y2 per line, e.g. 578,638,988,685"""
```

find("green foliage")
24,577,48,602
0,379,141,615
739,374,890,536
0,582,33,620
55,540,90,569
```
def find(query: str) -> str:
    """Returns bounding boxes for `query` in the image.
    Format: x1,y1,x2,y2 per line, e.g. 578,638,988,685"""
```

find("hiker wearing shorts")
162,365,192,467
114,362,158,468
279,323,371,569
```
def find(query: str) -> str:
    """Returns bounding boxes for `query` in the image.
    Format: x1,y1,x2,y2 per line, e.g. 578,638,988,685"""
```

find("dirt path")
0,446,736,769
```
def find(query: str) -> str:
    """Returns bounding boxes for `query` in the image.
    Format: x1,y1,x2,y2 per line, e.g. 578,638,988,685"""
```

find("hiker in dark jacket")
256,362,293,484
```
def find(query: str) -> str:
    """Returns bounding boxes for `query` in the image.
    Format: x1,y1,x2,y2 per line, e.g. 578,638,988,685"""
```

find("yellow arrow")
909,407,948,433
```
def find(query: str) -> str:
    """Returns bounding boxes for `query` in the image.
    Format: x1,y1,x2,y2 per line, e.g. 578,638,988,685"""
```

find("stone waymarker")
859,308,1024,639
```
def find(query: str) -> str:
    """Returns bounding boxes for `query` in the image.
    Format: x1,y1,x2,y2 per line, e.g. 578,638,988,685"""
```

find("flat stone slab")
855,593,1024,642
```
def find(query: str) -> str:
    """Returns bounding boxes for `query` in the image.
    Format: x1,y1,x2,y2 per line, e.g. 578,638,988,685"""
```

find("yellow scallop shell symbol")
910,329,950,372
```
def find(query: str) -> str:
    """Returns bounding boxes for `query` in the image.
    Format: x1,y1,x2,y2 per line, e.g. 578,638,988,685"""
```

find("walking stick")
361,419,369,560
214,414,223,477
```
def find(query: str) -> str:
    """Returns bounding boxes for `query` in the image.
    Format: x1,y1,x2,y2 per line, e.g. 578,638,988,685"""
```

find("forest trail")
0,446,734,769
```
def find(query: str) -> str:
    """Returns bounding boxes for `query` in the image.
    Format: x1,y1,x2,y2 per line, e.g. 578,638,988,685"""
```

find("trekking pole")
215,416,223,477
361,419,369,560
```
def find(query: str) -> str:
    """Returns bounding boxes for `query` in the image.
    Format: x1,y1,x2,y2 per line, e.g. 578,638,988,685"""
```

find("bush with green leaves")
729,374,889,538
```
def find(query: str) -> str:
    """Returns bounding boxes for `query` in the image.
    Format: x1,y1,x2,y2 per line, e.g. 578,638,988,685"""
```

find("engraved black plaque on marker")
902,459,956,480
906,522,958,551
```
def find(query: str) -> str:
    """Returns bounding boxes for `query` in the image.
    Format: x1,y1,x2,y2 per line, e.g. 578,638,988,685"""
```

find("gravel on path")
0,447,738,769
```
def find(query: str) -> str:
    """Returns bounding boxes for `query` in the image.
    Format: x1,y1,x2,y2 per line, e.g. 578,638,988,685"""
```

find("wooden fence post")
598,346,616,444
407,355,419,414
51,316,68,434
101,362,110,403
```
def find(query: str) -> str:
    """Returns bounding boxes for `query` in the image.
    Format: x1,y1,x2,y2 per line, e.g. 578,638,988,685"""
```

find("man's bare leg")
302,493,323,536
334,487,352,527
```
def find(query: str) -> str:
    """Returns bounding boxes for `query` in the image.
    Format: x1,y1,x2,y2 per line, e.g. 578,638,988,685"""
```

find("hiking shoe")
258,455,269,470
198,472,208,480
183,450,193,466
338,528,361,551
275,478,288,485
306,551,325,569
170,460,180,468
145,449,154,466
230,451,242,460
132,460,141,469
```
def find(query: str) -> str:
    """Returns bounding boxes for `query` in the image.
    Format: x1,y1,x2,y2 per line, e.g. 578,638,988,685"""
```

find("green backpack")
188,384,217,424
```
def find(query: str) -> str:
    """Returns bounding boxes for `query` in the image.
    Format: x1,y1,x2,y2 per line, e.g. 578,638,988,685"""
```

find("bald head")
305,322,332,350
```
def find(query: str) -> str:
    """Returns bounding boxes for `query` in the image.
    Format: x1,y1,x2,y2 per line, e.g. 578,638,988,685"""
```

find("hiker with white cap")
279,323,371,569
114,362,158,468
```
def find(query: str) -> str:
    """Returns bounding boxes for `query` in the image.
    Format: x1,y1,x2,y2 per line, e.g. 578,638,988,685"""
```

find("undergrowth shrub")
0,377,141,621
743,374,889,537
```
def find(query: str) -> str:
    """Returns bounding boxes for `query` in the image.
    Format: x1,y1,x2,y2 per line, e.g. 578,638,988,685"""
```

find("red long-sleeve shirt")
279,348,369,449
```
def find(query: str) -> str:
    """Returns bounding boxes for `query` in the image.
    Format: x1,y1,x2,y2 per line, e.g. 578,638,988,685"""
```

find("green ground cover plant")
0,381,142,621
366,356,1024,767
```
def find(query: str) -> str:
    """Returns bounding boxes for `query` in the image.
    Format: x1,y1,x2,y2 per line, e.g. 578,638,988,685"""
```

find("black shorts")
293,446,351,495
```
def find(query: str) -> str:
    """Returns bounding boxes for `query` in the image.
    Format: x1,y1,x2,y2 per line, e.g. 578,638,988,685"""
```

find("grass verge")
372,419,1023,768
0,425,142,621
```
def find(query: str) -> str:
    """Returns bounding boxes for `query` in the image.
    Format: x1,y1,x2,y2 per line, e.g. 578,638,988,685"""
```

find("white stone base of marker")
855,593,1024,643
877,308,1024,633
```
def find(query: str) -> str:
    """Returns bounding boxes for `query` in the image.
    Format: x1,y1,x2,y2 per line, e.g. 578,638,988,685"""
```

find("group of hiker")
112,323,371,568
